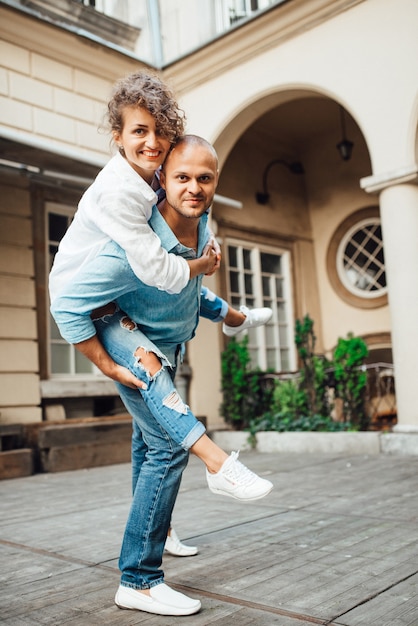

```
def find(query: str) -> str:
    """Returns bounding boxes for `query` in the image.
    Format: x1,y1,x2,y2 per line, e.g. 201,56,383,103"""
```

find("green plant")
220,315,369,435
333,334,369,429
271,378,307,418
249,410,355,438
220,336,254,429
295,314,331,417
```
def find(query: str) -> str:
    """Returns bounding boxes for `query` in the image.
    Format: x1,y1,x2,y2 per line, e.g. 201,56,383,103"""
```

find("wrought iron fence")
257,362,396,430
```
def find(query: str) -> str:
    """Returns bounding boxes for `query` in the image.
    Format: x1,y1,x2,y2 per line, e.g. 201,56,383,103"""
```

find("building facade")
0,0,417,432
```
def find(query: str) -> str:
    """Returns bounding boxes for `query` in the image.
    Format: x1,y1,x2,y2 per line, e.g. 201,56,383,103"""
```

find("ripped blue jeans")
94,308,205,589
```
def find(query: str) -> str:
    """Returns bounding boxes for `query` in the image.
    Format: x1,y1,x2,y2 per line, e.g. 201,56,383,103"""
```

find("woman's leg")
95,309,272,500
95,310,205,450
199,286,273,334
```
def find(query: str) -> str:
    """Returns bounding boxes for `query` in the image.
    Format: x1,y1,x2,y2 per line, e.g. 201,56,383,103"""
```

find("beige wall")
170,0,417,173
0,6,142,165
0,0,416,428
0,6,142,424
168,0,417,424
0,177,41,423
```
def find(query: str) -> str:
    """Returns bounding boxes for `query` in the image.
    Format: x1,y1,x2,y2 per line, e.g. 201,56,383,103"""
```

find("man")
50,136,273,616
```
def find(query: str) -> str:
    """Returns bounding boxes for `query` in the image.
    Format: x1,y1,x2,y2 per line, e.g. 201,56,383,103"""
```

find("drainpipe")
147,0,164,68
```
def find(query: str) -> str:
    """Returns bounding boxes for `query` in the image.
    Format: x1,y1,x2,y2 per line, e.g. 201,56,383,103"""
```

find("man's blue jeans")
93,288,227,588
114,380,189,589
94,310,208,589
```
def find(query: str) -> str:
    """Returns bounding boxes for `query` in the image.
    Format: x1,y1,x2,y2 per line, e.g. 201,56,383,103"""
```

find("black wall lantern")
255,159,304,205
336,106,354,161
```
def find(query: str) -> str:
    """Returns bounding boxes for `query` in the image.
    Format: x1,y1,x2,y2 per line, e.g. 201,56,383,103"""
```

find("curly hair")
107,71,185,143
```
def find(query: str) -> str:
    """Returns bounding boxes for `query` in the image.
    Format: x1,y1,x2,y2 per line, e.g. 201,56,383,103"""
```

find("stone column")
379,183,418,431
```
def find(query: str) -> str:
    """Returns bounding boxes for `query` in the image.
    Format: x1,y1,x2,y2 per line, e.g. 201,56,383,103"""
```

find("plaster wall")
172,0,417,176
173,0,416,423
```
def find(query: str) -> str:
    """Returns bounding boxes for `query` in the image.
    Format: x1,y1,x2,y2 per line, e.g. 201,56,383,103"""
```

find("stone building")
0,0,416,446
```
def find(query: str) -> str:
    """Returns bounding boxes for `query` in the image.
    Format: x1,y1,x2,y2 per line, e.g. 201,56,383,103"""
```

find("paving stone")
1,453,418,625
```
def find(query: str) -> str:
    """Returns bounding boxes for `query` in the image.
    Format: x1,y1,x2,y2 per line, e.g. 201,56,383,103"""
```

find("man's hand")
108,362,147,390
188,245,218,278
204,235,221,275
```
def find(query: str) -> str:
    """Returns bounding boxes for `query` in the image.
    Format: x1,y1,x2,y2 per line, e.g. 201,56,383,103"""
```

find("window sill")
41,377,118,398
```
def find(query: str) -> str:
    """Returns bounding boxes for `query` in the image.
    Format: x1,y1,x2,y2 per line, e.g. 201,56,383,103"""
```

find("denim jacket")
50,206,209,356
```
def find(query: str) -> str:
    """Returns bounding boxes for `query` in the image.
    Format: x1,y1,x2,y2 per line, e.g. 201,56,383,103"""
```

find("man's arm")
75,335,146,390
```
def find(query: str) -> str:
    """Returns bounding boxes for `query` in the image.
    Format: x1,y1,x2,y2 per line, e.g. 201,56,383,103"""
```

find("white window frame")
46,202,98,378
337,217,387,300
225,237,296,372
215,0,275,31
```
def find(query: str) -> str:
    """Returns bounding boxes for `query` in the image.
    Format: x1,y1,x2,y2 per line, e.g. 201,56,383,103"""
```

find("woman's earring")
118,145,125,156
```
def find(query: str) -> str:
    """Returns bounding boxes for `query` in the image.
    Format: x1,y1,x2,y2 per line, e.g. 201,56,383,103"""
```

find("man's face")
160,143,218,219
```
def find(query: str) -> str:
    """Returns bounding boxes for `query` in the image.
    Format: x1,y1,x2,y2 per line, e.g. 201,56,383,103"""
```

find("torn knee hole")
120,315,137,331
134,347,162,376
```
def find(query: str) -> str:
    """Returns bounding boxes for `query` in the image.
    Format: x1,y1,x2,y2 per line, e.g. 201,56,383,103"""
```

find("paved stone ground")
1,451,418,625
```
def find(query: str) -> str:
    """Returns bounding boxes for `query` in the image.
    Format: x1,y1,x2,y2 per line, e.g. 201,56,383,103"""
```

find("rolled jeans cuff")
182,420,206,449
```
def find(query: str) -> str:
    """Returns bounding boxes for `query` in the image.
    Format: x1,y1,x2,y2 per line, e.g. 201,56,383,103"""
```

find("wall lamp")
255,158,304,205
336,106,354,161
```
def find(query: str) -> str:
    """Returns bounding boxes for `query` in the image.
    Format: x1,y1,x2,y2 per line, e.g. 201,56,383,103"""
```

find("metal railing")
256,362,397,429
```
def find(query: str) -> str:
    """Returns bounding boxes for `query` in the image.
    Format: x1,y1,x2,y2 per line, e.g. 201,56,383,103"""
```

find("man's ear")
160,170,167,190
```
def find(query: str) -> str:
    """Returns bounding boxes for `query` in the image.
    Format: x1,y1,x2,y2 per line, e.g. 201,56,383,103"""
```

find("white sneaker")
164,527,198,557
115,583,201,616
206,451,273,501
223,306,273,337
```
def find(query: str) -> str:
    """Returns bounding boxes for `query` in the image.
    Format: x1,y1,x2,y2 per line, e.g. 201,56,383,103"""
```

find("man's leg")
114,385,201,615
117,385,188,588
131,415,146,494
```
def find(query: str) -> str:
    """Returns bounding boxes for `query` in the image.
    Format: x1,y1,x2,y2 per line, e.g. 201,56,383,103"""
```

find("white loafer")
115,583,201,616
164,527,199,557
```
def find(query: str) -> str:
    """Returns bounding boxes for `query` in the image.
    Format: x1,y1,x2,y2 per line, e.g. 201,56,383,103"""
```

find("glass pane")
265,324,275,345
340,219,386,294
279,325,289,347
229,271,240,292
262,276,271,297
49,246,58,270
277,302,287,323
266,349,277,370
245,297,255,308
51,343,71,374
50,317,62,340
75,350,94,374
280,349,290,371
243,249,252,270
261,252,281,274
228,246,238,267
231,296,241,308
275,278,283,298
49,213,69,242
244,273,253,294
